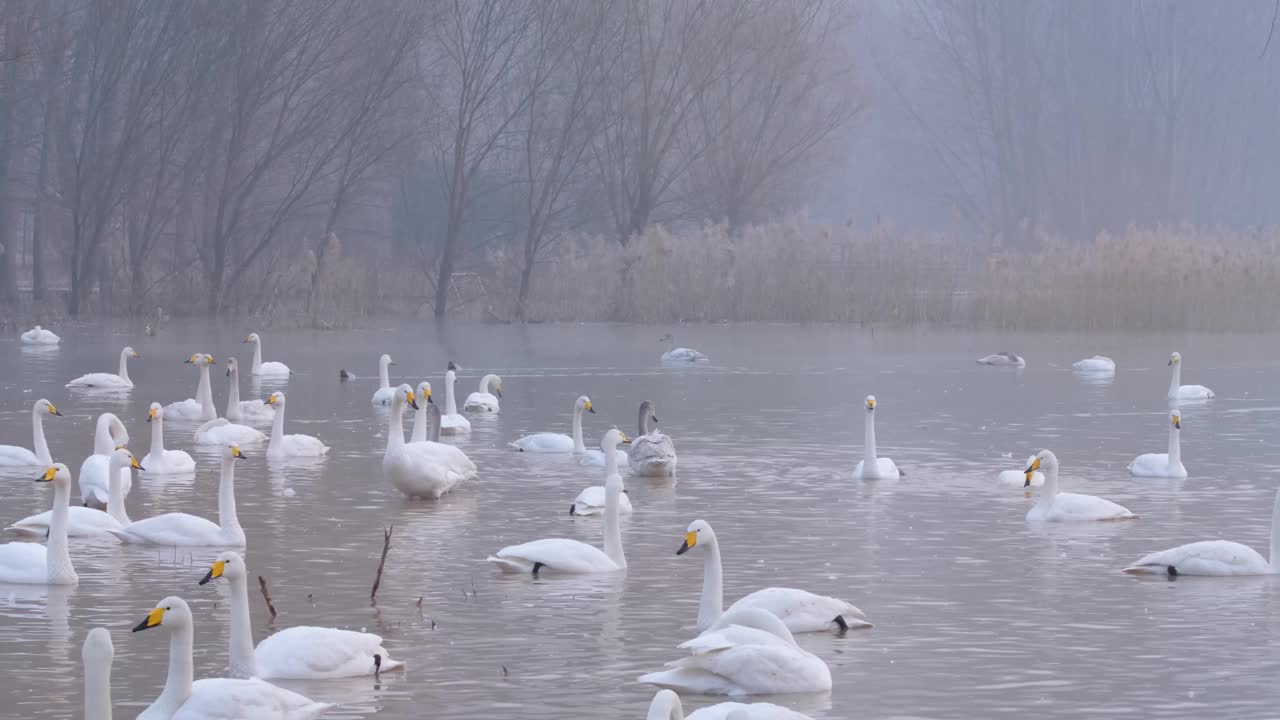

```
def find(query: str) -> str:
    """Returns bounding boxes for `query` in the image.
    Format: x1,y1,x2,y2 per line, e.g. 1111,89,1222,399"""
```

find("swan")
1168,352,1214,400
263,392,329,459
132,596,332,720
852,395,901,480
489,429,628,575
199,551,404,678
224,357,275,424
141,403,196,475
409,381,434,443
677,519,869,633
83,628,113,720
1024,450,1137,522
976,352,1025,367
1124,488,1280,577
9,449,141,537
243,332,291,377
384,385,475,499
1128,411,1188,478
66,346,138,388
79,413,132,506
1072,355,1116,374
108,443,246,546
164,354,218,421
371,354,397,406
0,464,78,585
629,400,677,477
570,431,634,516
660,333,708,362
21,325,60,344
440,363,471,435
509,395,594,453
646,689,814,720
464,373,502,413
997,455,1044,488
0,398,60,467
639,607,832,696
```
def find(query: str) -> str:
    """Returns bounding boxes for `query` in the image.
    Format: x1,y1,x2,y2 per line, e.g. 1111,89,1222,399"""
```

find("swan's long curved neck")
1037,459,1060,511
1169,362,1181,396
480,374,497,394
863,410,879,478
117,349,132,384
647,692,684,720
150,413,166,456
445,371,459,416
572,406,585,453
411,403,426,443
227,574,257,679
638,406,651,436
698,539,725,629
429,409,441,443
225,369,242,420
1167,423,1181,467
603,482,626,569
1270,490,1280,568
31,406,51,466
378,359,391,389
251,341,264,373
154,623,195,714
197,366,215,420
268,401,285,453
47,480,76,584
83,647,111,720
387,399,406,452
218,457,243,540
93,414,120,455
106,459,131,526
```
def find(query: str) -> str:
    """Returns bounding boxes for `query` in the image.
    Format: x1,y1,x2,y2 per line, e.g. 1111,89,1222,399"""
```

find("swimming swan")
852,395,901,480
440,363,471,435
509,396,594,453
1128,411,1187,478
677,519,870,633
660,334,708,362
264,392,329,459
1124,489,1280,577
224,358,275,424
490,429,628,575
66,346,138,388
1024,450,1137,522
646,689,815,720
629,400,677,477
82,628,113,720
141,403,196,475
977,352,1025,367
79,413,132,506
0,464,78,585
384,385,475,499
21,325,60,344
1072,355,1116,374
164,354,218,421
108,443,246,546
464,374,502,413
132,596,332,720
243,332,291,377
570,431,634,516
0,398,61,467
1168,352,1214,400
371,354,397,406
639,607,832,696
199,551,404,679
9,449,141,537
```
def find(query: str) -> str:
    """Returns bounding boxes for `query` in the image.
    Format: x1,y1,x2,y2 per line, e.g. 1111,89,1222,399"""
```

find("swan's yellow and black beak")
185,354,198,364
619,432,631,445
1173,414,1181,430
226,366,232,377
1168,356,1176,366
1023,471,1033,488
47,404,61,416
866,398,876,411
130,454,145,472
422,388,433,405
677,530,697,555
230,445,243,460
264,394,278,406
199,560,225,586
495,385,502,399
585,401,595,414
147,407,157,423
406,390,420,410
1024,457,1042,474
133,607,165,632
131,351,140,358
36,466,56,483
243,337,252,344
651,414,659,424
206,356,216,365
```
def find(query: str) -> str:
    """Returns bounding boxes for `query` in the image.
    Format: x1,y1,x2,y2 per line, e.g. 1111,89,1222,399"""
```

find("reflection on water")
1,323,1279,718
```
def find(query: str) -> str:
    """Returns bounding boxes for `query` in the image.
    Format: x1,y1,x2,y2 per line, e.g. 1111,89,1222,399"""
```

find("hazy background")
0,0,1277,329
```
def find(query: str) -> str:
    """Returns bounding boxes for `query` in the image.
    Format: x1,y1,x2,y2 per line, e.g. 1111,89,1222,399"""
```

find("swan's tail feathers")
569,504,576,516
486,556,530,574
1122,563,1171,576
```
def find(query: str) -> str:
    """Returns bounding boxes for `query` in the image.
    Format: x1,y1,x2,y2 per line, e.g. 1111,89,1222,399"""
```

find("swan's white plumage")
10,449,138,537
264,392,329,459
67,346,137,388
998,469,1045,488
510,396,594,453
0,464,77,585
384,386,475,499
1072,355,1116,373
1025,450,1136,522
646,689,814,720
78,413,131,506
976,352,1025,367
579,447,629,467
164,354,217,421
660,333,708,362
1167,351,1214,400
20,325,60,344
570,485,634,516
195,419,266,446
464,374,501,413
141,402,196,475
1124,489,1280,577
440,368,471,434
109,444,245,546
1128,411,1187,478
0,399,59,467
244,333,291,377
852,395,900,480
371,354,396,406
224,358,274,424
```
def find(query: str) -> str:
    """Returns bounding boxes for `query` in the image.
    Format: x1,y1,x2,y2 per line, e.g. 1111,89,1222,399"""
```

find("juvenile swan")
629,400,677,477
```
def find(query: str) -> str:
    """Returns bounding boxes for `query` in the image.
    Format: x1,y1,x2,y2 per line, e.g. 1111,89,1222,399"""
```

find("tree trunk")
516,245,535,322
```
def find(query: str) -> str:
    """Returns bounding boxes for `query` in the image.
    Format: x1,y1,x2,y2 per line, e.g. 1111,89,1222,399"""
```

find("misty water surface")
2,322,1279,719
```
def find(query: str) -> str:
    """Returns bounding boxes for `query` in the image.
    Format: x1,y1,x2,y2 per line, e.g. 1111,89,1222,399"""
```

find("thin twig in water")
258,576,278,620
370,525,394,605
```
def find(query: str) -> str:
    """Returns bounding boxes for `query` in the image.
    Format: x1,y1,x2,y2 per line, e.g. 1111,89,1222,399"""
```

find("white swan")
647,689,815,720
21,325,60,344
509,395,594,453
79,413,132,507
83,628,113,720
200,551,404,678
66,346,138,388
410,381,434,443
384,386,475,499
976,352,1025,367
570,431,634,516
1128,411,1187,478
264,392,329,459
9,449,141,537
142,403,196,475
660,333,708,362
629,400,677,477
108,443,246,546
490,430,628,575
0,398,60,467
132,596,332,720
440,363,471,434
1124,489,1280,577
1168,352,1214,400
639,607,832,696
852,395,901,480
0,464,78,585
1024,450,1137,522
997,455,1044,488
224,357,275,424
678,519,869,633
164,354,218,421
243,332,291,377
464,373,502,413
371,354,397,406
1072,355,1116,374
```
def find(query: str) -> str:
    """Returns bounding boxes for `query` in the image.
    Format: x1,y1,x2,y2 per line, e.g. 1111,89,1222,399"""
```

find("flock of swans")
0,327,1268,718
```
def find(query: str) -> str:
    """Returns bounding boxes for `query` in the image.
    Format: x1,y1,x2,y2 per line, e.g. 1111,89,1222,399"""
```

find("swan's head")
448,360,459,371
1169,351,1182,366
225,357,239,377
36,398,61,417
485,374,503,397
124,346,139,358
82,627,113,666
380,354,395,368
396,383,419,410
639,400,658,425
243,333,261,344
1171,411,1181,430
416,381,434,405
709,606,797,644
647,689,682,720
577,396,595,414
677,519,716,555
110,447,144,473
223,443,244,462
602,428,630,450
264,391,285,408
132,596,192,634
147,402,161,422
865,395,877,412
1025,449,1057,474
199,551,246,585
36,463,71,488
185,353,214,365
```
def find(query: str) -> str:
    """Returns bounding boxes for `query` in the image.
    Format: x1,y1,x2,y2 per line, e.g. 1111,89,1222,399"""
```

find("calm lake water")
2,321,1280,719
